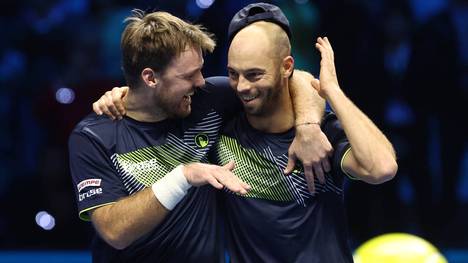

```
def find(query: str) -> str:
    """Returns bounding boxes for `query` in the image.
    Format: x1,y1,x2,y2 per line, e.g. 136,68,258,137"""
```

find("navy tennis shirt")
213,112,355,263
69,77,240,263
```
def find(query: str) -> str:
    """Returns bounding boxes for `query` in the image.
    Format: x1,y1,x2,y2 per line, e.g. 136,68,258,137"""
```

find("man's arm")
91,78,333,194
69,132,249,250
290,70,326,127
90,187,168,249
90,161,249,250
313,37,397,184
286,70,333,193
92,87,129,120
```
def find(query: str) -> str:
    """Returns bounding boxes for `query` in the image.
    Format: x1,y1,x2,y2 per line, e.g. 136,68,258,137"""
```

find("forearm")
92,191,168,250
91,188,169,249
91,165,191,249
325,85,397,182
89,162,248,249
289,70,326,124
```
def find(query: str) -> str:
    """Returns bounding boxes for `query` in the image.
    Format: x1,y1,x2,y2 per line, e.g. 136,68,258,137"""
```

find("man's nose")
194,71,205,88
236,75,251,93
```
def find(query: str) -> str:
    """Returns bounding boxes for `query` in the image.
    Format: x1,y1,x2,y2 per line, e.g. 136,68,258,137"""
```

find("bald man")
214,4,397,262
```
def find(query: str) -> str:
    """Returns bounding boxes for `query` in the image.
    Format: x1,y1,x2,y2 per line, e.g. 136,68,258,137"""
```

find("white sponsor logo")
79,188,103,202
77,179,102,192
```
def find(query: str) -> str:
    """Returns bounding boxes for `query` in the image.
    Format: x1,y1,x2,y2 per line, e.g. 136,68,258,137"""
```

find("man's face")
227,30,283,116
155,47,205,119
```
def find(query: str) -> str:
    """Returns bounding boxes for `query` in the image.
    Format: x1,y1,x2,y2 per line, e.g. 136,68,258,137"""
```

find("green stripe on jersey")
216,135,294,201
115,143,202,187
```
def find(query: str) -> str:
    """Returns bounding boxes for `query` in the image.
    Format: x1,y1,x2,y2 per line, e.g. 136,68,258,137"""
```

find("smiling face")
227,22,292,117
154,47,205,119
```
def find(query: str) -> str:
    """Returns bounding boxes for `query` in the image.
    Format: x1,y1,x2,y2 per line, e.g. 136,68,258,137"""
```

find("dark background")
0,0,467,256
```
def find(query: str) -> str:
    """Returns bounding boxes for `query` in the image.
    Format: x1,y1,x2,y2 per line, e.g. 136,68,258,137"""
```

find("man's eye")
246,72,262,81
228,71,238,79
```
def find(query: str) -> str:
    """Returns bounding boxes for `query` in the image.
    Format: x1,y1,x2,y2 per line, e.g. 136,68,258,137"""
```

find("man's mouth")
183,91,195,103
240,94,259,102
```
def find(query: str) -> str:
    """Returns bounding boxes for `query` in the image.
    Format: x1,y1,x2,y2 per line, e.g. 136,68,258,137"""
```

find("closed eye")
228,69,239,80
245,71,264,82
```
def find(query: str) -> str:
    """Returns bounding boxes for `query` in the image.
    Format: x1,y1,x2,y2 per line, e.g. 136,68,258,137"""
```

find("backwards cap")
228,3,291,42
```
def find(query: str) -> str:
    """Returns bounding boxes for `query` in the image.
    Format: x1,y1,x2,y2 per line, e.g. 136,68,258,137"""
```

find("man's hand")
93,86,129,120
285,124,333,194
183,161,251,195
286,69,333,194
313,37,340,97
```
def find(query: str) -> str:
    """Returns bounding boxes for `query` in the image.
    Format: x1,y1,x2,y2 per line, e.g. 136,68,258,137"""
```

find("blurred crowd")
0,0,466,250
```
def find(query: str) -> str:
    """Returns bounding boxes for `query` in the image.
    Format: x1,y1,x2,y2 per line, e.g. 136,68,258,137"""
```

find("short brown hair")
121,9,216,88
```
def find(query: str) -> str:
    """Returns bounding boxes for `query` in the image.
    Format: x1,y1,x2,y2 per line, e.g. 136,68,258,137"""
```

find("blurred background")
0,0,467,261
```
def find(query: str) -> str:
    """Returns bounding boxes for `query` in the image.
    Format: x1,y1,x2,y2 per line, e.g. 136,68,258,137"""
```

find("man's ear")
141,68,159,88
282,56,294,79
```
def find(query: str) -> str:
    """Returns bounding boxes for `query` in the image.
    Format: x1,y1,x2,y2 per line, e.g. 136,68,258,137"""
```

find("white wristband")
152,165,192,210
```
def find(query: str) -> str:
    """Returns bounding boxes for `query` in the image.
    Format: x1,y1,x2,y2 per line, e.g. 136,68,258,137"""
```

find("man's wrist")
295,121,321,128
152,165,192,210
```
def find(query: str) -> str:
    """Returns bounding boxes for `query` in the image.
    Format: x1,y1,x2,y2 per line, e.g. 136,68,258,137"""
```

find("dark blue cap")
228,3,292,42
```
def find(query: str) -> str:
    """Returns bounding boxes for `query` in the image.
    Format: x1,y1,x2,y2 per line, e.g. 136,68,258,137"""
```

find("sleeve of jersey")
321,113,357,182
68,132,127,221
204,76,242,121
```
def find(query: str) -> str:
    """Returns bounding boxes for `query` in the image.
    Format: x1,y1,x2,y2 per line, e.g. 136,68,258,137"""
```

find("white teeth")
186,91,194,96
241,94,258,101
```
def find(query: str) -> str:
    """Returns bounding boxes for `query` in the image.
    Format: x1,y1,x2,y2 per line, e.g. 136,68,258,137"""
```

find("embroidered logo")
194,133,209,148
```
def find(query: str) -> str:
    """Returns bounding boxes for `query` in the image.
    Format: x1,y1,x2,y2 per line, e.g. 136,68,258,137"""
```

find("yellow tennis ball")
353,233,447,263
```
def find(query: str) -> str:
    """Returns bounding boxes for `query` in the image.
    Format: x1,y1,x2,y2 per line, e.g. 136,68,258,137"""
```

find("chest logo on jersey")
195,133,209,148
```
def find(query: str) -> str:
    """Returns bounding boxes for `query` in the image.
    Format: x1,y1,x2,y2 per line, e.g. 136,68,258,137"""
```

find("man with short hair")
214,3,397,262
71,8,330,263
69,10,253,262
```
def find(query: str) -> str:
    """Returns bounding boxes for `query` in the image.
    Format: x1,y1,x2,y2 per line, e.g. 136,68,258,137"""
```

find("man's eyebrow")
245,68,265,73
227,67,265,73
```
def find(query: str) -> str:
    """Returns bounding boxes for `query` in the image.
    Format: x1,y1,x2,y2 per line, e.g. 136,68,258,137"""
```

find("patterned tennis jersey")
213,112,355,263
69,77,240,263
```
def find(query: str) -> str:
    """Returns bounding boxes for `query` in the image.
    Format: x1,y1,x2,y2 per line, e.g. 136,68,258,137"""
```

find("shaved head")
230,21,291,63
227,20,295,121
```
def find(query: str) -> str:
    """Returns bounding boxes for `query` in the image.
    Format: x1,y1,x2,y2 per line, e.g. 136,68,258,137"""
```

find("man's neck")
246,83,295,133
125,88,168,123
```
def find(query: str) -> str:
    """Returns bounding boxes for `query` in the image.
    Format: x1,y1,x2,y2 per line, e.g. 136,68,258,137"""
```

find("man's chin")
175,107,191,118
244,106,261,116
164,106,191,119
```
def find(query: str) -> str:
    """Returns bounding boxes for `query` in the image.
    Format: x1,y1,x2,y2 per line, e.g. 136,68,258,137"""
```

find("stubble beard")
244,76,283,117
152,92,189,120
